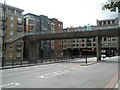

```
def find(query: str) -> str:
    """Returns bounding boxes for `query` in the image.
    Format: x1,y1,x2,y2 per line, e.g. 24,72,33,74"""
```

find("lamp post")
2,0,6,67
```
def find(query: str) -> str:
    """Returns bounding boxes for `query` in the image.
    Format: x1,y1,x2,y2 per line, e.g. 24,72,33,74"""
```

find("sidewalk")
0,57,111,69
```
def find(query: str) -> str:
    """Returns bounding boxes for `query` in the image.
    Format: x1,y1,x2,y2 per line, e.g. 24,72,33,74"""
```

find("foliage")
102,1,120,12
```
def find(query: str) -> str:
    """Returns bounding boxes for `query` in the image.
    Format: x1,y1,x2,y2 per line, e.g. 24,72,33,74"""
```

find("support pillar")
96,36,102,61
28,40,40,63
118,36,120,56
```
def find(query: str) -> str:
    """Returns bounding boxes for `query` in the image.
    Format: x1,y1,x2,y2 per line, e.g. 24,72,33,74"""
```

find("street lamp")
2,0,6,67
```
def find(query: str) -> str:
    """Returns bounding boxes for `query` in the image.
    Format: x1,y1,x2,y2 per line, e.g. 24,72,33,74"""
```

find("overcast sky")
1,0,118,28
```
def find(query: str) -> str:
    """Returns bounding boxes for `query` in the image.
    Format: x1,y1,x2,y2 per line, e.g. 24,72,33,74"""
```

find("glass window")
108,37,111,41
9,46,13,50
28,25,35,30
112,37,116,41
28,19,35,24
82,44,85,46
93,44,96,46
108,43,111,46
112,43,116,46
9,54,13,57
82,39,84,42
17,26,23,32
103,21,106,25
108,21,110,24
10,16,14,20
10,31,13,36
16,53,21,58
112,20,115,24
104,38,107,41
10,24,14,28
18,18,22,24
104,43,107,46
99,22,102,25
76,44,79,46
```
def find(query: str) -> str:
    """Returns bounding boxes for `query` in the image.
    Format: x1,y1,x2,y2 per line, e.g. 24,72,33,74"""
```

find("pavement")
0,56,119,89
0,57,101,69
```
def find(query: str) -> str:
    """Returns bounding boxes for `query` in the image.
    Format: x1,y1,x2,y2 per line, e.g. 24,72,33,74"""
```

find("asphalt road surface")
1,56,119,89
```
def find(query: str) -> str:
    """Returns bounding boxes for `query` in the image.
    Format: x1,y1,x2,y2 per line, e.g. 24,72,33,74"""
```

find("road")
1,56,119,89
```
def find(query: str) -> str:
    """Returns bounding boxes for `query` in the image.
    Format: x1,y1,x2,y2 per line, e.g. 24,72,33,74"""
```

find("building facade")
63,18,119,57
49,18,63,58
0,3,24,60
24,13,63,59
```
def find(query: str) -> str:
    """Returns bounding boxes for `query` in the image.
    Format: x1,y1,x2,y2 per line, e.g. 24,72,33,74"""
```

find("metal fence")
1,55,94,69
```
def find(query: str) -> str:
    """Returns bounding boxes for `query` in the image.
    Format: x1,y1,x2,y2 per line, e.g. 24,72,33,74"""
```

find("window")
9,54,13,57
93,44,96,46
108,37,111,41
93,38,96,42
17,26,23,32
108,21,110,24
10,24,14,28
103,21,106,25
16,53,21,58
99,22,102,25
1,14,7,21
112,37,116,41
82,44,85,46
28,19,35,24
10,16,14,21
112,20,115,24
104,38,107,41
18,18,22,24
73,44,75,47
76,44,79,47
28,25,35,30
103,43,107,46
73,40,75,43
10,31,13,36
9,46,13,50
108,43,111,46
82,39,84,42
112,43,116,46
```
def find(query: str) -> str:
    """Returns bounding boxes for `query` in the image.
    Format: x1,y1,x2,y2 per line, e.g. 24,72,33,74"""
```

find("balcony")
17,26,23,32
1,15,7,21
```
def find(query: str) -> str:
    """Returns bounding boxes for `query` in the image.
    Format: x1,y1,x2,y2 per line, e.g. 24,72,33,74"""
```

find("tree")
102,1,120,12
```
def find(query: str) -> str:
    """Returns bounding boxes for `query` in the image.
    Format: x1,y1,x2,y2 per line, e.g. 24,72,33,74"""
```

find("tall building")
0,3,24,60
63,18,119,57
24,13,40,59
39,15,51,58
24,13,63,59
49,18,63,58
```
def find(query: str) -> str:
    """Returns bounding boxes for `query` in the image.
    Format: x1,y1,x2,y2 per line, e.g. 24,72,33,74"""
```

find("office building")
63,18,119,56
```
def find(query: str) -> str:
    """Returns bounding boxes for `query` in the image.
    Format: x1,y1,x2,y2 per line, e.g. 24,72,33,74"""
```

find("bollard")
86,55,87,64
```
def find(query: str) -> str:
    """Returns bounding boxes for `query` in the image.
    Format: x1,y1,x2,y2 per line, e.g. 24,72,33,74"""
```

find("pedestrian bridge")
4,25,120,61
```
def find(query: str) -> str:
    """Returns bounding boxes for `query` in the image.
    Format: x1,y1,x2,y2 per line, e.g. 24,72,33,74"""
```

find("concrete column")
96,36,102,61
28,40,40,62
118,36,120,56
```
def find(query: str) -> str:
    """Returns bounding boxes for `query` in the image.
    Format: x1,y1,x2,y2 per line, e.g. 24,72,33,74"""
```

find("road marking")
0,83,20,88
105,72,120,88
38,70,70,79
37,65,81,79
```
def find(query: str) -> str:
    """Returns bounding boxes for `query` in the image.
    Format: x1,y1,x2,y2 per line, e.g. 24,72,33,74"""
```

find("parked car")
101,54,107,58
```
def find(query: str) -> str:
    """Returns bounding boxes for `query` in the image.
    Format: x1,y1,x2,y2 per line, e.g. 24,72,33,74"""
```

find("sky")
0,0,118,28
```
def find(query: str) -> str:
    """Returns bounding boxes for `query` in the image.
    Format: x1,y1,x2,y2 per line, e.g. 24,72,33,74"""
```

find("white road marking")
38,65,80,79
0,83,20,88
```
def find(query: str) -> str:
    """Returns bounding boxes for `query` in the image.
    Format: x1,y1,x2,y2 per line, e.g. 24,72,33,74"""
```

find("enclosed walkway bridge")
5,26,120,61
